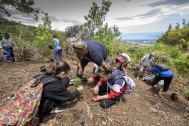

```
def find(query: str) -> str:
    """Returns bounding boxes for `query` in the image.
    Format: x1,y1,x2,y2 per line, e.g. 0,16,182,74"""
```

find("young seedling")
73,78,82,89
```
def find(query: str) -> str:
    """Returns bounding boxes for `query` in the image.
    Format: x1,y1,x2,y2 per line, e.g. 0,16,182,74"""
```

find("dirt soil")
0,60,189,126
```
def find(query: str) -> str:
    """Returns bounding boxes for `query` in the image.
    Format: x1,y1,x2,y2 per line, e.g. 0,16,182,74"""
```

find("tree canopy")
0,0,40,20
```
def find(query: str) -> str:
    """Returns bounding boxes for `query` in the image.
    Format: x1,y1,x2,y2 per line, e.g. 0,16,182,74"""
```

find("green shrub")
183,89,189,97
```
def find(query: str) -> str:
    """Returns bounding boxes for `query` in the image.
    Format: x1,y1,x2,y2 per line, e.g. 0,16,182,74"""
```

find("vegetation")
73,78,82,89
183,89,189,97
84,0,112,37
0,0,41,20
157,19,189,51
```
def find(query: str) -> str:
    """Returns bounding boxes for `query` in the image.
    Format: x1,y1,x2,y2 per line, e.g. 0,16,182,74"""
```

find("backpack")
0,74,57,126
113,74,135,94
155,64,170,71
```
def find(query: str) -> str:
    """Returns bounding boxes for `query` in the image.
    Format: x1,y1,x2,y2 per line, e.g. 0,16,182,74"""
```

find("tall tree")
0,0,40,20
84,0,112,36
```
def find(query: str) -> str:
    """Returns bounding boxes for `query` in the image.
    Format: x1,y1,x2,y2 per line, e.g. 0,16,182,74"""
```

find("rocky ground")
0,60,189,126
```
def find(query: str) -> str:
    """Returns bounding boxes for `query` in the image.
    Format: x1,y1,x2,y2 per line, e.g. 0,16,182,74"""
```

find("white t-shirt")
1,38,14,47
141,54,154,66
121,53,131,62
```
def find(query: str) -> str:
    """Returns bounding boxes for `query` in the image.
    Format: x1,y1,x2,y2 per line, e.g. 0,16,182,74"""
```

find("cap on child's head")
150,53,155,57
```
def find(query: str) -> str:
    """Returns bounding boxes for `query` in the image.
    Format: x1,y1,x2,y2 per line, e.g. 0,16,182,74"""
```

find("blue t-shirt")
152,66,174,77
53,38,61,50
84,41,108,66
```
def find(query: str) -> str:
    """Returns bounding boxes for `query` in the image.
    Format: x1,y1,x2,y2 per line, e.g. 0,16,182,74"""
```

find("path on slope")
0,60,189,126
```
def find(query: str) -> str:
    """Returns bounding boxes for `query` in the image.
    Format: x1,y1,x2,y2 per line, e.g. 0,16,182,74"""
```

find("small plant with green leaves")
73,78,82,89
183,89,189,98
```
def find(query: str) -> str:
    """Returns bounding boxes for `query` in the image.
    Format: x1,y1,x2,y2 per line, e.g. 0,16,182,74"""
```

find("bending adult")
2,33,15,62
116,51,131,74
137,53,155,79
151,65,174,93
73,41,108,83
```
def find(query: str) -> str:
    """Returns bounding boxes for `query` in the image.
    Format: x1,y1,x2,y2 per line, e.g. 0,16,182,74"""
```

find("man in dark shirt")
73,41,108,83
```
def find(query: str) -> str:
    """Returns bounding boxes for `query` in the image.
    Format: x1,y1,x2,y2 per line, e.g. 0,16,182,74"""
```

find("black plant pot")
40,66,46,72
185,96,189,101
50,58,54,62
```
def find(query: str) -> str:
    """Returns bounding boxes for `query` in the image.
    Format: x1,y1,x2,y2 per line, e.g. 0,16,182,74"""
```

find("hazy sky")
3,0,189,35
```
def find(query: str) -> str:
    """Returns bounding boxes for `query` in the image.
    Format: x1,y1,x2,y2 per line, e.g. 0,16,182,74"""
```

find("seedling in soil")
183,89,189,100
74,78,82,88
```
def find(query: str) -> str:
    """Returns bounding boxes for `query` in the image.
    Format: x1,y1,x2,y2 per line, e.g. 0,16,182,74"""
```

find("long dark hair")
45,61,70,76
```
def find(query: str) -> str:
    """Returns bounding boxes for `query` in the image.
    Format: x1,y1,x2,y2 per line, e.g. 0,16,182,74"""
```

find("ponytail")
45,61,70,76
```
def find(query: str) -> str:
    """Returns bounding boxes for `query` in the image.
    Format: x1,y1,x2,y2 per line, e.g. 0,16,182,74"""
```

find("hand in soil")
87,77,94,83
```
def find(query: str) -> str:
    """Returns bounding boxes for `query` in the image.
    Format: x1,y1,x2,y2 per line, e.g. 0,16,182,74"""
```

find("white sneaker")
136,77,139,80
142,77,145,81
50,105,67,113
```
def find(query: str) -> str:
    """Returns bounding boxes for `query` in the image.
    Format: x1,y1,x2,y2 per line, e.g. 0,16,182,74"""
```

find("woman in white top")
2,33,15,62
116,51,131,75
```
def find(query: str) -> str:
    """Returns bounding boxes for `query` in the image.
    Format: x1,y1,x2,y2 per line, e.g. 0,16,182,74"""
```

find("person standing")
136,53,155,79
2,33,15,62
73,41,108,83
53,34,63,64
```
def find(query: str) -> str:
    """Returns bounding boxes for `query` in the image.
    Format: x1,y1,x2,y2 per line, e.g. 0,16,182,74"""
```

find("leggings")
54,49,63,63
98,83,124,109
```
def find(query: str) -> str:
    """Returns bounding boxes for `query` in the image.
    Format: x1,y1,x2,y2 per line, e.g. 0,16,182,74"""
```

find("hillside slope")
0,60,189,126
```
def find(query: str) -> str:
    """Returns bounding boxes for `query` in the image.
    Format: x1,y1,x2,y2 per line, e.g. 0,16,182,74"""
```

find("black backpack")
155,64,170,71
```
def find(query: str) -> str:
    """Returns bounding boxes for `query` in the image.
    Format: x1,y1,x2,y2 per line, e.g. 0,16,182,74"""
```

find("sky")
2,0,189,39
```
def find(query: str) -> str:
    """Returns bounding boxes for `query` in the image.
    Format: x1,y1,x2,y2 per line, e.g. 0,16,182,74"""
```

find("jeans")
54,49,63,63
3,46,14,59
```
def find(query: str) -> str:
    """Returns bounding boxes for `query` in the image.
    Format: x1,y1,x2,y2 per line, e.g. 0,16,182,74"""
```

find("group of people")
37,40,174,118
0,33,15,64
0,36,174,123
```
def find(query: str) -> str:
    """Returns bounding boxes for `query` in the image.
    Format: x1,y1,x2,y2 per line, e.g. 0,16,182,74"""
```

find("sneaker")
50,104,67,113
136,77,139,80
142,77,145,81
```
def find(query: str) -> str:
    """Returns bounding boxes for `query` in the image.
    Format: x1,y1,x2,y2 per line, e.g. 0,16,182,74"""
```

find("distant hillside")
123,39,156,45
119,32,163,40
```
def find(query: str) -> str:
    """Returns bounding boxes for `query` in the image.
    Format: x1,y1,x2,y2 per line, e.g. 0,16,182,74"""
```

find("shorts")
139,65,148,73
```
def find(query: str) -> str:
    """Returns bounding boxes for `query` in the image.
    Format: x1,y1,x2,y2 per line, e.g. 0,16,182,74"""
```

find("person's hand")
77,85,84,91
93,85,99,94
87,77,94,83
78,67,83,75
93,95,100,102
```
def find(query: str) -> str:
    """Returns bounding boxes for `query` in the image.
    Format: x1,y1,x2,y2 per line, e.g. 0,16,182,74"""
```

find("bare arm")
99,94,109,100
